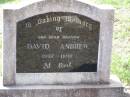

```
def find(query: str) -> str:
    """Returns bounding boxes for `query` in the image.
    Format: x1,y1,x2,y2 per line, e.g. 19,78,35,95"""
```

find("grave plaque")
17,12,100,73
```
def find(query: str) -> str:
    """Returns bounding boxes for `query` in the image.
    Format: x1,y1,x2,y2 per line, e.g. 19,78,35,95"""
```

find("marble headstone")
3,0,114,85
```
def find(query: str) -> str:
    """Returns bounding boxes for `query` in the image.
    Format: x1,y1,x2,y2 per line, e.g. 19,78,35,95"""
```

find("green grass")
94,0,130,8
112,3,130,86
0,0,19,4
111,53,130,85
0,34,2,79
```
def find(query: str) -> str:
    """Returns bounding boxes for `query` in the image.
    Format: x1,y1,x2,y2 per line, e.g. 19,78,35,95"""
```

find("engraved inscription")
16,12,100,73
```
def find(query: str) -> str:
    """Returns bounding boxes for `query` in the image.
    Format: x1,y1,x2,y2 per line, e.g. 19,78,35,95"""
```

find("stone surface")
3,0,114,85
124,92,130,97
0,76,125,97
0,9,2,33
124,86,130,97
0,87,124,97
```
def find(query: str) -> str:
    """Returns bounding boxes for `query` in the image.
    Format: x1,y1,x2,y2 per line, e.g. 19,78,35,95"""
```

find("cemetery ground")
0,0,130,89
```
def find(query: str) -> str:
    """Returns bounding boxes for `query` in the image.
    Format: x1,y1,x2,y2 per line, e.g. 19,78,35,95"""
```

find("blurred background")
0,0,130,86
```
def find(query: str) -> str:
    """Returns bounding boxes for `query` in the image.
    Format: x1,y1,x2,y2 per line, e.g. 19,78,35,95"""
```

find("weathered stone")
3,0,114,85
0,76,125,97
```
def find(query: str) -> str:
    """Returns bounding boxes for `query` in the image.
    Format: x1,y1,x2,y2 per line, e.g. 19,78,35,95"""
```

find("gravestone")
0,0,125,97
4,0,112,85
